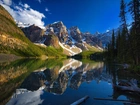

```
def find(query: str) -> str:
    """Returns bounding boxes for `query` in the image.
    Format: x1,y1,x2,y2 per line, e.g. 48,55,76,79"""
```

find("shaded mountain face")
21,24,43,42
82,32,102,47
44,34,60,48
69,26,82,42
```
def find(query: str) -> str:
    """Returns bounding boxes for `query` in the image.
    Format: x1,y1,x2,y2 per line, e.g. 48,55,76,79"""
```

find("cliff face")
46,21,68,43
21,24,43,42
44,34,60,48
69,26,82,42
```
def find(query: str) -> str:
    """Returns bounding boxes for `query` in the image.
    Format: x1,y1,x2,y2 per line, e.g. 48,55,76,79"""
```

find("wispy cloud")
45,8,49,12
45,7,52,14
37,0,41,3
0,0,45,28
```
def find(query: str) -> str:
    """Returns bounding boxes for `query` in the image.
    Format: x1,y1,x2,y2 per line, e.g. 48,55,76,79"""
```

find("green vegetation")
106,0,140,67
84,43,101,52
73,50,103,61
38,46,65,58
73,51,96,59
0,5,65,58
79,51,96,58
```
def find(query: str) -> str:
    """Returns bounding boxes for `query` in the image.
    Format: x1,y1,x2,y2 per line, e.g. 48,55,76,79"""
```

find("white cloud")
106,30,110,32
24,4,30,8
2,0,12,6
0,1,46,29
45,8,49,12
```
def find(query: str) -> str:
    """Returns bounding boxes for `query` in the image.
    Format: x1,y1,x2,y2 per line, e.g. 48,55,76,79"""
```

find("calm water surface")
0,59,139,105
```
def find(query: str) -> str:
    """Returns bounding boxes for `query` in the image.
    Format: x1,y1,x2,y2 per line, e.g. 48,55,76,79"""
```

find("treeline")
107,0,140,65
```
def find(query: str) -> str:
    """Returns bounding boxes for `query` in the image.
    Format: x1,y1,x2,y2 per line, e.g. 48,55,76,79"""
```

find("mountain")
20,21,102,56
0,5,64,58
69,26,82,42
44,34,60,48
95,27,123,47
21,24,43,42
37,21,102,56
47,22,103,49
46,21,68,43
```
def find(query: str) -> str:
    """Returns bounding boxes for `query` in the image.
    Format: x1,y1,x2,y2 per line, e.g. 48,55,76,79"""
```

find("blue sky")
0,0,131,34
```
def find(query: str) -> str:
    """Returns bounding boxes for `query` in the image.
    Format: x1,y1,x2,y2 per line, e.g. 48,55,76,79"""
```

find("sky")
0,0,132,34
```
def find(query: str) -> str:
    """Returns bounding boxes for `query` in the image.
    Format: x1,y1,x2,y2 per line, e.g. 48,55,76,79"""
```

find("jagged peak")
51,21,64,26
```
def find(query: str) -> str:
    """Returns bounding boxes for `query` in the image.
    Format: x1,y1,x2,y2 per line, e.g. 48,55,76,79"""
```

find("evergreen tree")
107,43,111,59
119,0,128,32
128,0,140,31
120,28,127,62
107,0,140,64
128,0,140,64
119,0,129,62
116,31,121,60
111,30,115,59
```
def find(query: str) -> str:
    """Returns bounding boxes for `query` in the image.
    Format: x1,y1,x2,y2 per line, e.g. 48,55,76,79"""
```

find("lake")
0,59,139,105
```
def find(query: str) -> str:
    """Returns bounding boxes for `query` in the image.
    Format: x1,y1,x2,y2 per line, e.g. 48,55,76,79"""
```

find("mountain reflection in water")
19,59,104,94
0,59,139,105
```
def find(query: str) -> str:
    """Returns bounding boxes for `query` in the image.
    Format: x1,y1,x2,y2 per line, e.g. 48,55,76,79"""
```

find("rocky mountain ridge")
19,21,122,49
17,19,123,56
21,21,104,56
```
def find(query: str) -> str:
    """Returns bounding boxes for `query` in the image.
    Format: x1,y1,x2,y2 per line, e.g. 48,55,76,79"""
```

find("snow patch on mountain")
59,42,82,56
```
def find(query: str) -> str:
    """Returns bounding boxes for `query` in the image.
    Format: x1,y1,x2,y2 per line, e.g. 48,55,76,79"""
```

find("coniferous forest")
107,0,140,66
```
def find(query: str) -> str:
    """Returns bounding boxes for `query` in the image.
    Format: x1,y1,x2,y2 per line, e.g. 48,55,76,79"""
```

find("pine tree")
119,0,129,62
111,30,115,59
119,0,128,32
128,0,140,31
116,31,121,60
128,0,140,64
107,43,111,59
120,28,127,62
